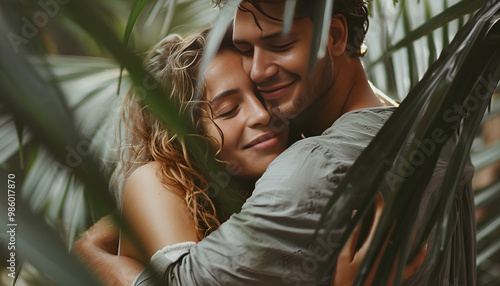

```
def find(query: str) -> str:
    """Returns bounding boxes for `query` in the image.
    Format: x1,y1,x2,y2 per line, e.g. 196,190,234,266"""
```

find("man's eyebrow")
261,30,296,41
233,31,297,46
209,89,239,104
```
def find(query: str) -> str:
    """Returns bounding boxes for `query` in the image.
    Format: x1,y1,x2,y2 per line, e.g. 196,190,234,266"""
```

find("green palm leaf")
317,2,500,285
475,180,500,210
0,10,118,284
0,167,102,286
124,0,153,47
471,141,500,170
1,0,499,285
367,0,490,70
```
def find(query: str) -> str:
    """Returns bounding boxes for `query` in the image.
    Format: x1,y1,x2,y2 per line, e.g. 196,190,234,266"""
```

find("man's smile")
258,80,296,100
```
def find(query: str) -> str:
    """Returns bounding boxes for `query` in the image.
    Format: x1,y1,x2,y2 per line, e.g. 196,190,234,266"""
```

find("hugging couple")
74,0,476,285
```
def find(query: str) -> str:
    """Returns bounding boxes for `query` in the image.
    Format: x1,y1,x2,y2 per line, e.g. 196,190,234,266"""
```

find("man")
75,1,475,285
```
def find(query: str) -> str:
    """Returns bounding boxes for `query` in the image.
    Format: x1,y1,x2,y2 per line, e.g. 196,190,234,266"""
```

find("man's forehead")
243,1,288,18
235,1,287,27
233,1,290,39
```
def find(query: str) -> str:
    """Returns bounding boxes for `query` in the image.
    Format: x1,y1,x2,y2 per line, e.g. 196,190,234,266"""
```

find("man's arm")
74,195,425,286
72,216,144,286
135,139,352,285
135,113,396,285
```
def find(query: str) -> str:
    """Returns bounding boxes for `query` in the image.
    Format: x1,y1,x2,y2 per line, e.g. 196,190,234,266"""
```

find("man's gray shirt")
135,106,476,285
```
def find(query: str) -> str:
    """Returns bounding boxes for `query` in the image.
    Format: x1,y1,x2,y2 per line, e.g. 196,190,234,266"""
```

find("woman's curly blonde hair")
113,29,233,239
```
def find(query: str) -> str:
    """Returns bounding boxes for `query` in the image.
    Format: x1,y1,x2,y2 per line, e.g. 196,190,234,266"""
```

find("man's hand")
333,193,426,286
72,216,145,286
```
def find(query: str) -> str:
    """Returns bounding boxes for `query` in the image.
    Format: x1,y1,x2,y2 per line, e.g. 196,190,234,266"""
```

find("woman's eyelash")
216,106,238,118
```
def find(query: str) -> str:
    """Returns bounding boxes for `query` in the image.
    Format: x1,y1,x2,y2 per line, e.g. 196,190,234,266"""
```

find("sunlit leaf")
368,0,490,70
424,0,437,66
196,0,241,99
477,239,500,266
402,1,419,88
475,179,500,210
0,167,102,286
318,2,500,284
124,0,152,47
282,0,296,35
308,0,332,72
471,141,500,170
0,114,31,164
477,200,500,240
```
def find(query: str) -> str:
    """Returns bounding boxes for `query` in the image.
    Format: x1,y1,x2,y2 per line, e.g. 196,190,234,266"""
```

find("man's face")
233,1,334,120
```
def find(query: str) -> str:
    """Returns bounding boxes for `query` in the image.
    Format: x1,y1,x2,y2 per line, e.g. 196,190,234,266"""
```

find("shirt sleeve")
133,138,361,286
132,108,392,286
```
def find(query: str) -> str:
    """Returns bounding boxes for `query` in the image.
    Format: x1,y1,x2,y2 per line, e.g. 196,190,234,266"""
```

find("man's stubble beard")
276,55,335,140
274,87,307,117
286,54,335,118
267,53,335,139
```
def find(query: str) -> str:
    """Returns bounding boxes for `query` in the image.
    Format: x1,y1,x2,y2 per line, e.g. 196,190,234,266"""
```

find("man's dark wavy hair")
212,0,369,57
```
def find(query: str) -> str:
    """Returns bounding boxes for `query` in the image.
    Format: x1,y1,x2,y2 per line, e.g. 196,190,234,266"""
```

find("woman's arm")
119,162,200,264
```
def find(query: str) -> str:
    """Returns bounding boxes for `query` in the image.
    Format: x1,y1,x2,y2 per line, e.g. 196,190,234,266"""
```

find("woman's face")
203,50,289,179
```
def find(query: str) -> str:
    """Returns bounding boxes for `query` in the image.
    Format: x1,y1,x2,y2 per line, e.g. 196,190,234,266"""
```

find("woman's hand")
333,193,426,285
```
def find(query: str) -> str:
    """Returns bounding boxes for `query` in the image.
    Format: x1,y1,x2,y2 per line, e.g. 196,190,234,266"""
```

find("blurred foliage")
0,0,499,285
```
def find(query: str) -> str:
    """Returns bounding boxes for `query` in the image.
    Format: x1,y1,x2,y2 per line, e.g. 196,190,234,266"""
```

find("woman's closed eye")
214,105,239,119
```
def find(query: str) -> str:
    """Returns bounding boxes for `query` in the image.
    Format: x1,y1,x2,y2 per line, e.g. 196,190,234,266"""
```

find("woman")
115,29,289,264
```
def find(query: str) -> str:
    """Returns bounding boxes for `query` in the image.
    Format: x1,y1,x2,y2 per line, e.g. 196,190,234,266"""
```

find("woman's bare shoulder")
120,161,199,261
127,161,163,184
125,162,182,199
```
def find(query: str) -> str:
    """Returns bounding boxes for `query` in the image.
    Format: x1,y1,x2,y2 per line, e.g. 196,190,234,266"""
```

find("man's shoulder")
260,107,396,187
280,106,395,159
322,106,396,137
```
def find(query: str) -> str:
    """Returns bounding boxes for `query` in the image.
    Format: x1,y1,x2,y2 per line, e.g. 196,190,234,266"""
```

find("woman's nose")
246,95,271,127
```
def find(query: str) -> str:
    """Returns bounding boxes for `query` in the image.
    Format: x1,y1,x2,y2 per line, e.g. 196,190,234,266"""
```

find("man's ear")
329,15,348,57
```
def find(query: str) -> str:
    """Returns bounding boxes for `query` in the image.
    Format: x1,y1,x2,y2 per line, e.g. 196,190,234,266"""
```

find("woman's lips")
248,134,281,151
243,131,281,151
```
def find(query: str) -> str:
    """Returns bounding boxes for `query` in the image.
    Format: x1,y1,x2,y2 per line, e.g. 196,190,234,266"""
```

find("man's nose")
248,48,278,85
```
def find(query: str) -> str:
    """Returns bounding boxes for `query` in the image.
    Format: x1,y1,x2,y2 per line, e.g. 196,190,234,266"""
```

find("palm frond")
475,179,500,211
317,2,500,284
196,0,241,98
124,0,154,47
402,1,419,88
1,0,499,284
471,141,500,170
0,112,31,164
0,9,119,283
367,0,490,70
424,0,438,66
0,166,102,286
